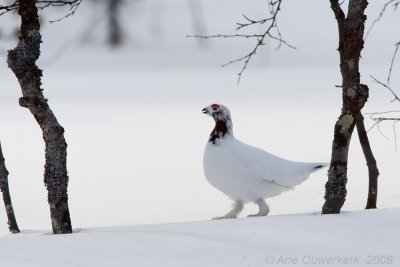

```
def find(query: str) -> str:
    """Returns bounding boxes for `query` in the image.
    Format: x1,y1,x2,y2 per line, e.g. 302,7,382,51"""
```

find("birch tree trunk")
6,0,72,234
108,0,123,46
322,0,374,214
0,142,20,233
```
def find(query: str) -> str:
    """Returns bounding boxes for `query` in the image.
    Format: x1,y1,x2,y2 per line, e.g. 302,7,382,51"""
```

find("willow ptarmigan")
202,104,327,219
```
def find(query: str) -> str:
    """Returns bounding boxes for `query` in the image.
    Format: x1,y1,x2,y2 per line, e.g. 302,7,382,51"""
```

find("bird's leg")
248,199,269,217
212,200,244,220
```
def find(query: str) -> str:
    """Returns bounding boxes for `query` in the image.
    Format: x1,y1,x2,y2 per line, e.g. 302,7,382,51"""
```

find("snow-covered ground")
1,66,399,233
0,0,400,266
0,208,399,267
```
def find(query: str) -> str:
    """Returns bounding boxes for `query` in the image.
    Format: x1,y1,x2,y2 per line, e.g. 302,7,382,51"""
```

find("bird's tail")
282,162,329,189
310,162,329,172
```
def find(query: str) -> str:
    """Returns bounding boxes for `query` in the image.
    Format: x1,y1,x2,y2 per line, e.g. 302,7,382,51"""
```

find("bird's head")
202,104,231,122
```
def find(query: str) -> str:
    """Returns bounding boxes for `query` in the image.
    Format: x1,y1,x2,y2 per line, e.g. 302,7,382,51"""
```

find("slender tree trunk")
6,0,72,234
355,111,379,209
188,0,209,48
0,142,20,233
108,0,123,47
322,0,371,214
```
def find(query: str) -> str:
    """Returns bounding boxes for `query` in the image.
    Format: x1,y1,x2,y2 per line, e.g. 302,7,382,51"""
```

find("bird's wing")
225,139,315,188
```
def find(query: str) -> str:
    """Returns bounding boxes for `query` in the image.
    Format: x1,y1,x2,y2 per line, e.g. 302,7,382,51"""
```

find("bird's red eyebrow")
211,104,220,108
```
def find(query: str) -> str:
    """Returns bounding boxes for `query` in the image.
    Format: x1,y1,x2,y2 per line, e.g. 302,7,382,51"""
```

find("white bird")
202,104,327,219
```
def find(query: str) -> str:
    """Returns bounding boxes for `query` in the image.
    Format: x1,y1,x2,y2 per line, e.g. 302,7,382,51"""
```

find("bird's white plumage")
202,104,327,218
204,135,326,202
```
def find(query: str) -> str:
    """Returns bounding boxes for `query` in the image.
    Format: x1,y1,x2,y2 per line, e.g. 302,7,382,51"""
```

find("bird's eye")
211,104,220,110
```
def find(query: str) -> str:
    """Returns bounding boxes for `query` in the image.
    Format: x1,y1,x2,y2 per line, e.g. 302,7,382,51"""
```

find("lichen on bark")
338,114,354,133
323,0,375,214
6,0,72,234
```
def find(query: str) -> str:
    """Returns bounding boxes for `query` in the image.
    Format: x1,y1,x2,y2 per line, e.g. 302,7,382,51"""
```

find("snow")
0,208,399,267
1,66,399,232
1,65,399,265
0,0,400,266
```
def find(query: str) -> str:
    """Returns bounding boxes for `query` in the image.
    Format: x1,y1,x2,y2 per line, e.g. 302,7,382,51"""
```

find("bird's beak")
202,108,209,114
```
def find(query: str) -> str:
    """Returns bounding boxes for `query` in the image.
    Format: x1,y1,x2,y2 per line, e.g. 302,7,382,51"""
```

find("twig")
393,120,399,150
48,0,83,23
189,34,264,39
188,0,295,83
366,74,400,148
367,112,400,148
0,1,19,15
236,15,271,30
365,0,399,40
370,75,400,102
0,0,83,22
388,41,400,85
377,122,390,141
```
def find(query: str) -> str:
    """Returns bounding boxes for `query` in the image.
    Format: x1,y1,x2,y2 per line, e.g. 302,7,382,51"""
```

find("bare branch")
236,15,271,30
388,41,400,85
188,34,264,39
329,0,346,44
366,111,400,147
367,111,400,122
364,1,400,85
370,75,400,103
0,0,83,21
394,120,399,149
377,121,390,141
46,0,83,23
365,0,400,40
0,1,18,15
367,75,400,148
189,0,295,83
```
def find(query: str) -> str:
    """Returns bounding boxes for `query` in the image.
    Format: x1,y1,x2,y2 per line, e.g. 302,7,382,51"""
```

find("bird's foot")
248,199,269,217
247,213,268,218
212,200,244,220
212,215,237,220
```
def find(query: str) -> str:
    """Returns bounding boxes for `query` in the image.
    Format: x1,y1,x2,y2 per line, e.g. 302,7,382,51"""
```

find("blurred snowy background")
0,0,399,234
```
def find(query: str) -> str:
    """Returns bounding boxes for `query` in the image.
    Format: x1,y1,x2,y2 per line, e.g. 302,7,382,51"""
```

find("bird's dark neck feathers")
209,119,232,144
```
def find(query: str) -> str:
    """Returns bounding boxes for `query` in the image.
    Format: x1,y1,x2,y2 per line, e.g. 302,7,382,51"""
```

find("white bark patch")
346,86,357,99
51,217,62,234
338,114,354,134
346,59,355,70
371,188,377,195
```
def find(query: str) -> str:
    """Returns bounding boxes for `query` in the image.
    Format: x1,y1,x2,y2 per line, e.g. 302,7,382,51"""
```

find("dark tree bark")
0,142,20,233
6,0,72,234
355,112,379,209
322,0,373,214
108,0,123,47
